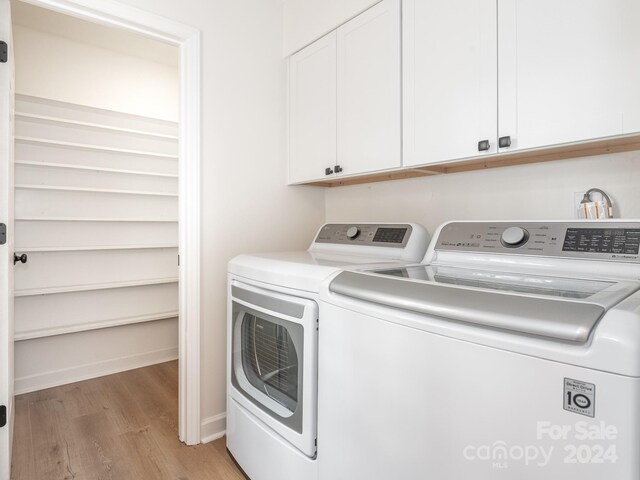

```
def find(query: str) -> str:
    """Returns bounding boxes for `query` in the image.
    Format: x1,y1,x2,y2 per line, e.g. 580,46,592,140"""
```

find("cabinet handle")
477,140,490,152
13,253,27,265
325,167,334,175
335,165,343,173
499,136,512,148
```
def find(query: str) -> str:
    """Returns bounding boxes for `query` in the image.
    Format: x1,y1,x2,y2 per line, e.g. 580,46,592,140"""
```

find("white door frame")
17,0,202,445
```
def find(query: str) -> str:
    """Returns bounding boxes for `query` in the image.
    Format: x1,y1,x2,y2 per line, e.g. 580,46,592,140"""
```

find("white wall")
13,25,179,121
283,0,379,55
94,0,326,438
325,152,640,233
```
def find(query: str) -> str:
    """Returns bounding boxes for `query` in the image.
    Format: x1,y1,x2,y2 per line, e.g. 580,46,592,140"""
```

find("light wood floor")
10,361,247,480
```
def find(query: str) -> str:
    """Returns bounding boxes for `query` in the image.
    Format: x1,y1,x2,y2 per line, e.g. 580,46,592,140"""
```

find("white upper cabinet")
498,0,640,152
404,0,640,167
337,0,401,176
289,0,640,184
403,0,498,167
288,32,337,184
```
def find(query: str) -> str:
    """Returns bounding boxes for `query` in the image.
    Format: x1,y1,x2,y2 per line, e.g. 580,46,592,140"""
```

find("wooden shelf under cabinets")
303,133,640,187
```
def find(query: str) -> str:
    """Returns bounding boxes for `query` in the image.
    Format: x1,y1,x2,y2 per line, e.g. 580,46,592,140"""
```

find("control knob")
501,226,529,247
346,226,360,239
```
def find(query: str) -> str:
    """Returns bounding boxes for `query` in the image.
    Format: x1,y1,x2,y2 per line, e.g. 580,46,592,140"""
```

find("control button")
346,226,360,239
501,226,529,248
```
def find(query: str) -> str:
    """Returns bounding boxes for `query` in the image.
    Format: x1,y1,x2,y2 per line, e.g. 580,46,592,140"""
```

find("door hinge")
0,405,6,428
0,223,6,245
0,41,7,63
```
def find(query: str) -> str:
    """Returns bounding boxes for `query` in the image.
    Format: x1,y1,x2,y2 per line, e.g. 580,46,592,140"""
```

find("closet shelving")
15,136,179,159
18,244,179,252
15,184,179,197
14,160,179,178
13,94,179,341
16,217,178,222
14,310,180,341
14,277,180,298
15,112,179,140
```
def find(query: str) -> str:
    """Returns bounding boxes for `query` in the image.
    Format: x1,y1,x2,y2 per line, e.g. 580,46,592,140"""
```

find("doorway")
0,1,201,469
13,3,181,403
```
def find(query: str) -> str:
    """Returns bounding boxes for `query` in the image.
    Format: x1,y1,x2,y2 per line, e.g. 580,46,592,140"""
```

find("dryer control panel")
435,222,640,263
315,223,412,248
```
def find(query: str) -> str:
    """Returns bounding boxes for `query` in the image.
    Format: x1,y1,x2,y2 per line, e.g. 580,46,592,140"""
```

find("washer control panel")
315,223,412,248
436,222,640,262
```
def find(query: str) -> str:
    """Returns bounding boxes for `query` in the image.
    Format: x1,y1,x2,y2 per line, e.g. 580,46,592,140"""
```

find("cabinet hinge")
0,41,7,63
0,405,6,428
0,223,6,245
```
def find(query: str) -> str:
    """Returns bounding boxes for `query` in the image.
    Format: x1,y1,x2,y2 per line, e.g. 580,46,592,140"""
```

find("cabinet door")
337,0,401,176
403,0,497,167
288,32,337,184
498,0,640,152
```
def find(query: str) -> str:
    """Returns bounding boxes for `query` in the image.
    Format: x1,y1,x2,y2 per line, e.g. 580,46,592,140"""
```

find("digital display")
373,227,407,244
562,228,640,255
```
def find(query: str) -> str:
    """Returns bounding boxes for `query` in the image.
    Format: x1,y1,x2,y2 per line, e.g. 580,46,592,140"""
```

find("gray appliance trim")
232,285,305,319
329,271,607,343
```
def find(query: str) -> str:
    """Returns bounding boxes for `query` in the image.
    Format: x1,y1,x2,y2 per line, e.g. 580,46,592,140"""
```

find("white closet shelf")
15,244,178,253
15,217,178,223
15,160,179,178
14,277,179,297
15,136,179,159
14,311,179,341
15,112,179,140
15,184,178,197
16,93,178,127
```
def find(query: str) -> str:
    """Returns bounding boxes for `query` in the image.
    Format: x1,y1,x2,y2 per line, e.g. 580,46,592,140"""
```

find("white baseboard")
201,413,226,444
14,346,178,395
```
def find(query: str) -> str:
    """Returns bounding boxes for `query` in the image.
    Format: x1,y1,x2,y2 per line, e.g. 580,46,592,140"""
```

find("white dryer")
319,220,640,480
226,222,430,480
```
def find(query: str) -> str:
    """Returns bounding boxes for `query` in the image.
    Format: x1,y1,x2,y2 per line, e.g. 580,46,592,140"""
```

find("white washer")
319,220,640,480
227,222,430,480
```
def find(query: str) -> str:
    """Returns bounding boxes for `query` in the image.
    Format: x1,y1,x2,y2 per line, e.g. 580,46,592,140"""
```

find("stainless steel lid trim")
328,271,606,343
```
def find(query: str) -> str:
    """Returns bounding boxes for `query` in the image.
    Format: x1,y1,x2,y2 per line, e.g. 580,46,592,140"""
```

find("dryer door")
230,281,318,457
236,306,302,423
